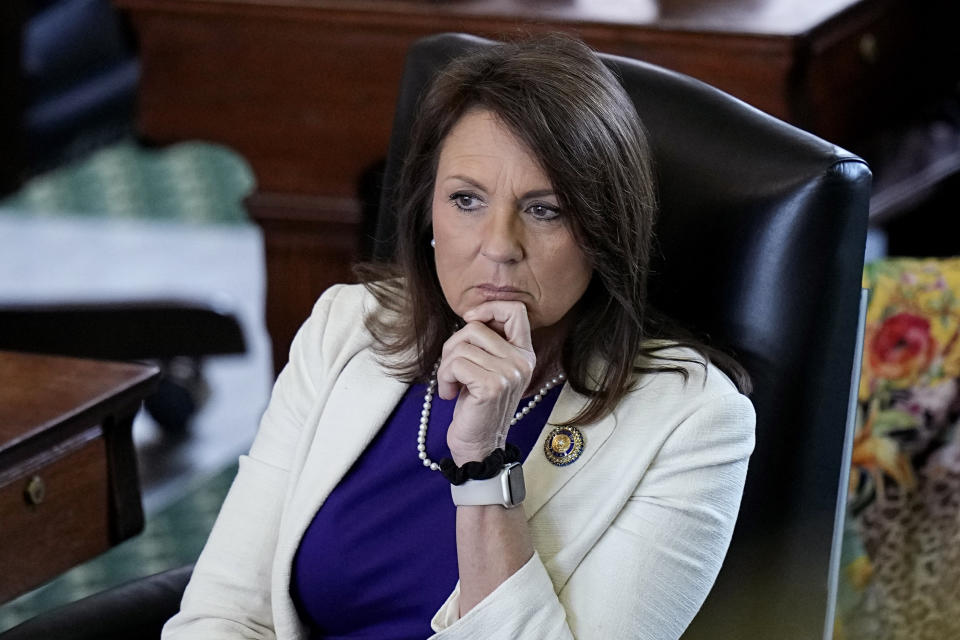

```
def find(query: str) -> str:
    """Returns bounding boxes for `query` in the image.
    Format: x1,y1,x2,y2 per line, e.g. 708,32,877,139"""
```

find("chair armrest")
0,564,193,640
0,300,245,360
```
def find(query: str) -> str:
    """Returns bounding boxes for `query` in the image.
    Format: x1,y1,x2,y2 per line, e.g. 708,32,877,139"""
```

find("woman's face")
431,109,592,332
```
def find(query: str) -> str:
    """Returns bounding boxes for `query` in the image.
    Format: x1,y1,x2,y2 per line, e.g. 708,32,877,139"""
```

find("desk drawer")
0,428,110,602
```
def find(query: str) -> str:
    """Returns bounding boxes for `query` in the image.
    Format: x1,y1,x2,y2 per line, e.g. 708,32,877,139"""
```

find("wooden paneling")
113,0,933,370
117,1,857,197
246,193,362,373
801,0,923,144
131,12,411,198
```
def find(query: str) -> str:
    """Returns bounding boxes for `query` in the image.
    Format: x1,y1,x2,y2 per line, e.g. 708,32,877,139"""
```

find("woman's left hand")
437,300,537,466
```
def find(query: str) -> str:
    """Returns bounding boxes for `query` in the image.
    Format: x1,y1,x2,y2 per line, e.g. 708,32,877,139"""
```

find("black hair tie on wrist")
439,443,522,486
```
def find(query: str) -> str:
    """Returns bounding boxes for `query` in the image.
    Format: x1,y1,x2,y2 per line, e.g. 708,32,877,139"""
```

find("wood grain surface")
0,351,159,603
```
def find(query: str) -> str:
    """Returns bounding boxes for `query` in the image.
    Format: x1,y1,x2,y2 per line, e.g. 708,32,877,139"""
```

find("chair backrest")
374,33,871,639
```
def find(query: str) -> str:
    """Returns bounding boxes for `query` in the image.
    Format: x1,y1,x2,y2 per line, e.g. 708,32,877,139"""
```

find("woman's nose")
480,207,523,263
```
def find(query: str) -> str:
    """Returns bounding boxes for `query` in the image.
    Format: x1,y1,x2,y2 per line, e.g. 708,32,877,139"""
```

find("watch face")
507,466,526,505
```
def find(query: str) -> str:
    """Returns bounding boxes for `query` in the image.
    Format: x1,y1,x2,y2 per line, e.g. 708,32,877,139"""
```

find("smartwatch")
450,462,526,508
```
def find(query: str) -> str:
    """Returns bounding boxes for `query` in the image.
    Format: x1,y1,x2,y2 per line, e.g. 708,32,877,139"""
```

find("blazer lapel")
522,382,617,520
272,346,408,640
283,348,408,548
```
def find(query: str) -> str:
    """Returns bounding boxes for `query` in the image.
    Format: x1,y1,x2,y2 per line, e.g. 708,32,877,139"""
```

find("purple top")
290,381,563,639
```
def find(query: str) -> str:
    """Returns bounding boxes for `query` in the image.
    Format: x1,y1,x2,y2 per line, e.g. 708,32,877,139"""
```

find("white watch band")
450,462,525,508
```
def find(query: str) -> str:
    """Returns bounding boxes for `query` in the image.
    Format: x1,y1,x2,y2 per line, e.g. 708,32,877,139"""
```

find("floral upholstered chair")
837,258,960,640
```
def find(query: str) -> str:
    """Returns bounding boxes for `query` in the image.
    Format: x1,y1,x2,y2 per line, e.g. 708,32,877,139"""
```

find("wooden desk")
0,351,159,603
113,0,942,370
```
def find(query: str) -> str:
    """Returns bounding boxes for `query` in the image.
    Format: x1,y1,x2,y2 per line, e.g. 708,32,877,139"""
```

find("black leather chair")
0,33,870,639
0,565,192,640
375,33,871,640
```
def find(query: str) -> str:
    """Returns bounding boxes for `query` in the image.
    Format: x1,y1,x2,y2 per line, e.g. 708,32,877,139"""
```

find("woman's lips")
473,284,528,301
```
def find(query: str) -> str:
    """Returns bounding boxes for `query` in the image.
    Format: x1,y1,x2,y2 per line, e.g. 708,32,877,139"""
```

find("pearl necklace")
417,360,566,471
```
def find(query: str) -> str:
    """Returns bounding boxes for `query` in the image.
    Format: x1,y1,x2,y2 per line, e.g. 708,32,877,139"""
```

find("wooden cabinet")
0,351,159,603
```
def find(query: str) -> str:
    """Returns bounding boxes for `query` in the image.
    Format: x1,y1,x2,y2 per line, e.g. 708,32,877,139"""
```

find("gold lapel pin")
543,426,584,466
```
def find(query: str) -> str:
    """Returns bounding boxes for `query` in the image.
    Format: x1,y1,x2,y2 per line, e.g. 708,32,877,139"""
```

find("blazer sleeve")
162,285,346,639
430,391,756,640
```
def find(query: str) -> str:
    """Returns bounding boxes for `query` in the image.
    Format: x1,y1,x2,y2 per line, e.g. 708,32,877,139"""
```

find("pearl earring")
430,238,436,248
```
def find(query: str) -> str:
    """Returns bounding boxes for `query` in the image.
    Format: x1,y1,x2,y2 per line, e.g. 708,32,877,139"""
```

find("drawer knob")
24,475,46,506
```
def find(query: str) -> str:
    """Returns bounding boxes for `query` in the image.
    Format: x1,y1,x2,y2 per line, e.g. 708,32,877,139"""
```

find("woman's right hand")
436,300,536,466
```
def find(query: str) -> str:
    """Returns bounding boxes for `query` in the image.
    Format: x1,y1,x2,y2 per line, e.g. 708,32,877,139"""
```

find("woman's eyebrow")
446,175,488,192
444,175,555,200
521,189,556,199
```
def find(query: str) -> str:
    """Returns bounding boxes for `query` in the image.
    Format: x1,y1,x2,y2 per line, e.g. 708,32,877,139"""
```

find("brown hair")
358,33,750,425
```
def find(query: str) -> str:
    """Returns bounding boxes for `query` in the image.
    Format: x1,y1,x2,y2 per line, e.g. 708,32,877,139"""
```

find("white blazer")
164,284,755,639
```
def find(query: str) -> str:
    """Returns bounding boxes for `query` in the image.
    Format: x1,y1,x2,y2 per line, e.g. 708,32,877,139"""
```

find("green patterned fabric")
1,140,254,223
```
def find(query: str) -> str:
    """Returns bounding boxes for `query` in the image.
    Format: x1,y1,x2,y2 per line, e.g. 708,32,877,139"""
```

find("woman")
164,34,755,639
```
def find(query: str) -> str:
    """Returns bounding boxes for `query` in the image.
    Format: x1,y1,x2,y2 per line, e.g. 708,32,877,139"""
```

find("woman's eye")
528,203,561,221
449,192,484,212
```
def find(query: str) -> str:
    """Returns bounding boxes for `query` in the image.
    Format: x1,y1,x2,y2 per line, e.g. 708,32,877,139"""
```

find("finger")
437,342,528,401
461,301,533,351
436,353,504,402
442,320,515,362
435,373,461,402
440,327,535,397
436,347,480,401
